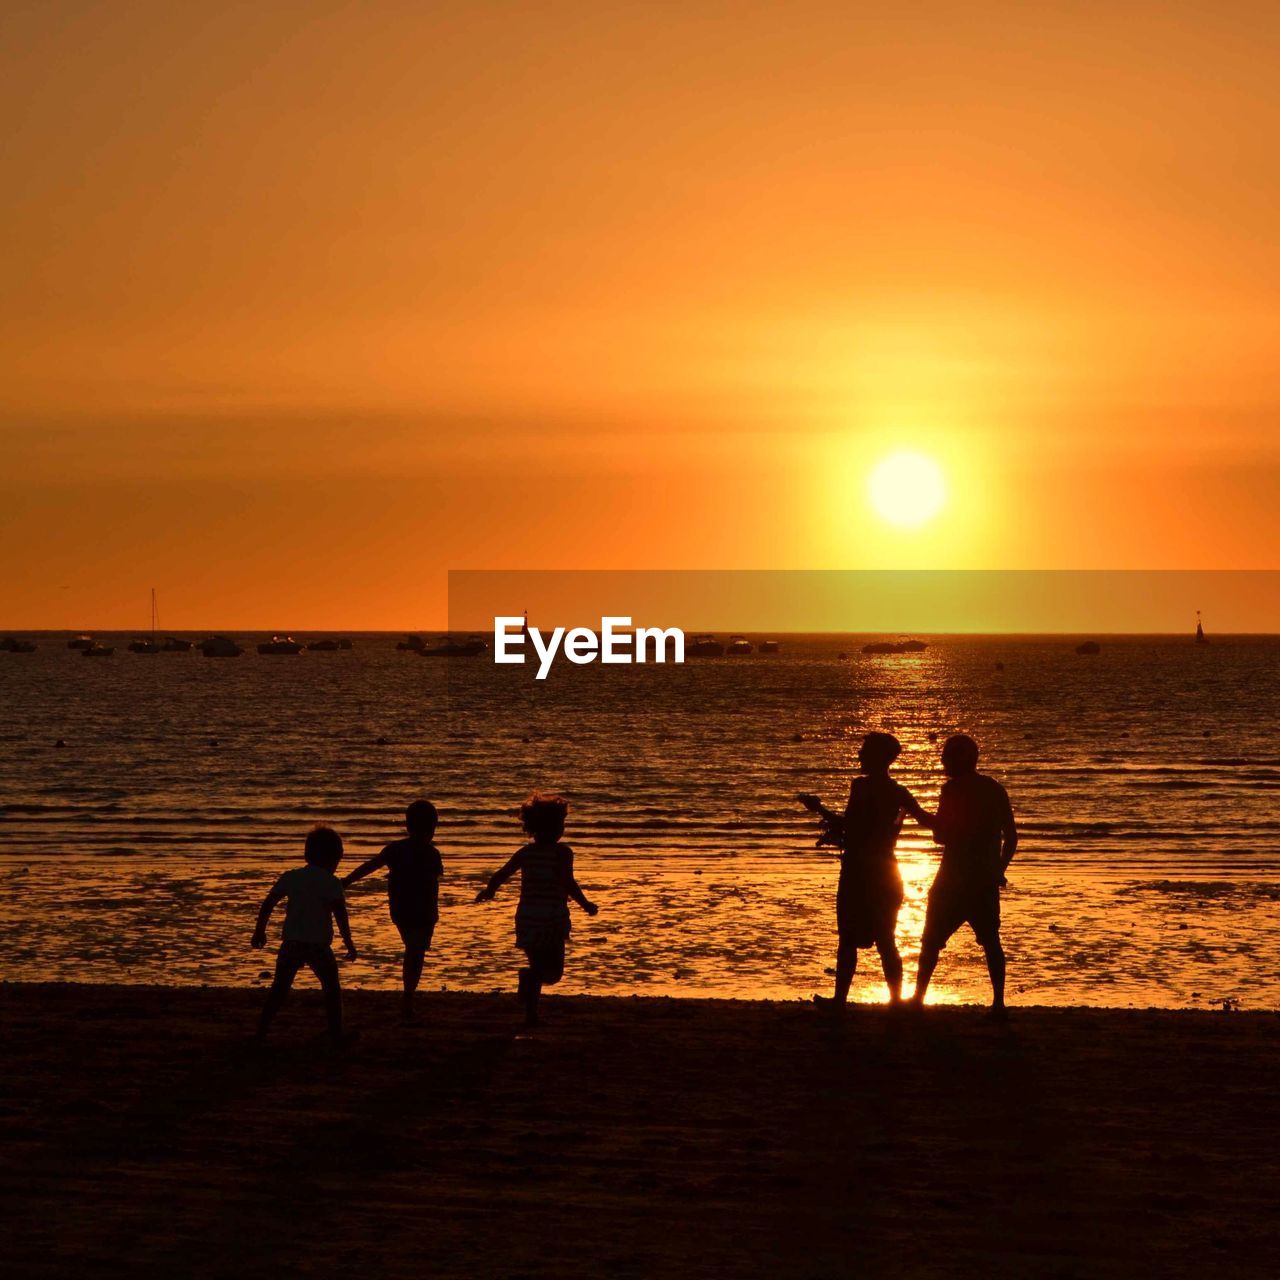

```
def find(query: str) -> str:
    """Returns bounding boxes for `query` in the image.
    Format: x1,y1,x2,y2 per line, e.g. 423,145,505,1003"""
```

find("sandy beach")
1,985,1276,1278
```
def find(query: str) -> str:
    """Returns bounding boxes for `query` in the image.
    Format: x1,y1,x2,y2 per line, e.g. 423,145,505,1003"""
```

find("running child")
474,794,597,1026
343,800,445,1020
251,824,357,1046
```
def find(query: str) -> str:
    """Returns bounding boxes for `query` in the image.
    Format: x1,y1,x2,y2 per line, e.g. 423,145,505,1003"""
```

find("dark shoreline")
2,984,1277,1277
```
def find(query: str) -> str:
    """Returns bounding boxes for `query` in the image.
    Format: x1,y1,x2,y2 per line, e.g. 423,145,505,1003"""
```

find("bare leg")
912,943,940,1006
402,947,426,1017
984,938,1007,1009
814,940,857,1008
876,939,903,1003
834,940,857,1003
255,944,304,1040
309,948,345,1044
525,943,565,1026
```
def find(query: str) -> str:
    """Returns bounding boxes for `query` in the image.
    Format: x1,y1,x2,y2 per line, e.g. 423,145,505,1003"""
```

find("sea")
1,632,1278,1009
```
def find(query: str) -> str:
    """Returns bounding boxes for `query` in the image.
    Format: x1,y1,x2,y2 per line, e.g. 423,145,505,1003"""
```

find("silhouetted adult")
799,732,933,1006
913,734,1018,1012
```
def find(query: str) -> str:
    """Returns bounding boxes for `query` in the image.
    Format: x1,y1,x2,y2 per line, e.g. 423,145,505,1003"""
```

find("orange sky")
2,2,1278,628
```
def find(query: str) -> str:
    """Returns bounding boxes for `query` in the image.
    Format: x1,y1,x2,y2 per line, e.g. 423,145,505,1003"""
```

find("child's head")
304,824,344,872
405,799,438,838
941,733,980,777
520,793,568,843
858,732,902,773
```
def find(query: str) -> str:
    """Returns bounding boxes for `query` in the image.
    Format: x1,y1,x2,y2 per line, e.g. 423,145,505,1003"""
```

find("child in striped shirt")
475,793,597,1025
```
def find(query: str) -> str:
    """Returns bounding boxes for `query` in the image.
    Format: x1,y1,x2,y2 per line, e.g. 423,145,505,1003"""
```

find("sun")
868,451,946,527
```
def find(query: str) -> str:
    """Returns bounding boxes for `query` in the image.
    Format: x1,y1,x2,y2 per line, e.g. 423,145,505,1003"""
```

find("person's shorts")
274,940,340,990
922,876,1001,950
516,919,569,953
836,865,903,948
393,919,436,953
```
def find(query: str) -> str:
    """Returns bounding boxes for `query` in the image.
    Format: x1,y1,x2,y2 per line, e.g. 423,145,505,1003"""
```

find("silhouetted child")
799,732,933,1007
343,800,445,1020
914,734,1018,1014
475,793,597,1025
252,824,357,1046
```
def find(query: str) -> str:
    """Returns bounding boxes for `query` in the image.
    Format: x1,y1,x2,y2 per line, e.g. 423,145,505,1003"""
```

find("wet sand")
1,985,1276,1278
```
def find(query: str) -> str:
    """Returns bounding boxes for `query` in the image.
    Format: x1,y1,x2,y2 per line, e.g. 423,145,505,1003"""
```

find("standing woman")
799,733,933,1007
475,794,598,1025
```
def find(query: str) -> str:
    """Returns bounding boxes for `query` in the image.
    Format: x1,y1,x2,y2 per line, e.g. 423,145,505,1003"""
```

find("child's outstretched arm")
474,850,524,903
251,879,286,948
568,876,598,916
341,848,390,889
331,897,358,960
565,851,598,916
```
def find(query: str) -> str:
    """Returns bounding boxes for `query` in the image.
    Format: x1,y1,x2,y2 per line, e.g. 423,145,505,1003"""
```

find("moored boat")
161,636,193,652
67,635,93,651
396,634,428,652
258,636,304,655
128,589,161,653
862,638,928,655
199,635,244,658
306,638,341,651
759,640,780,654
82,641,114,657
1195,611,1209,645
1,637,37,653
418,635,486,657
687,634,725,657
1075,640,1102,655
727,635,754,655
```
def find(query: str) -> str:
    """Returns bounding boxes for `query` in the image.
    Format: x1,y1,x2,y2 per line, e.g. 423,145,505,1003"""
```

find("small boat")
727,635,754,655
1195,611,1209,646
337,639,353,650
418,635,486,657
396,634,428,652
306,638,341,652
862,638,928,655
161,636,192,652
1075,641,1102,656
199,635,244,658
129,589,161,653
82,642,114,658
687,634,725,657
67,635,94,651
1,637,36,653
258,635,303,655
758,640,780,654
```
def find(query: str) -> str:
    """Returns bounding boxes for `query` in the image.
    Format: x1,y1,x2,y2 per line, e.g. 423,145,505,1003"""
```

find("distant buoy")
995,662,1005,671
792,732,803,742
54,738,66,749
208,738,219,747
376,736,388,746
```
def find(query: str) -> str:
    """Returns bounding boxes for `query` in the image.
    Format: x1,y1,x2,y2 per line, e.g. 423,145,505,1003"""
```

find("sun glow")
868,452,947,528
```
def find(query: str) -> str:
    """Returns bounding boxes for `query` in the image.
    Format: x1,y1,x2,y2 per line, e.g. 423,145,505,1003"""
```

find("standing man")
913,735,1018,1013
